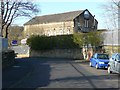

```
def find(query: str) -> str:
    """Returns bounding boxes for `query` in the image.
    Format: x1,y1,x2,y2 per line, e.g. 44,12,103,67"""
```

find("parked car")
89,53,109,69
108,53,120,74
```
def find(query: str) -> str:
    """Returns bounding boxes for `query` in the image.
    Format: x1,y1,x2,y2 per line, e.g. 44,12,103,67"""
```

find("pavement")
2,58,33,89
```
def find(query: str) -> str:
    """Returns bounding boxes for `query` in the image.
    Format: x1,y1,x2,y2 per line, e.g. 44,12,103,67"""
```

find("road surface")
2,57,119,89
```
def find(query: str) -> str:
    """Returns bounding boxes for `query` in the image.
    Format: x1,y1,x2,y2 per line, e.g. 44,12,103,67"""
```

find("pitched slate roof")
24,10,84,25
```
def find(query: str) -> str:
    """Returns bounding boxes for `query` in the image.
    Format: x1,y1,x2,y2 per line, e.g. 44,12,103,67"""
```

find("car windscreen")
117,54,120,60
97,54,109,59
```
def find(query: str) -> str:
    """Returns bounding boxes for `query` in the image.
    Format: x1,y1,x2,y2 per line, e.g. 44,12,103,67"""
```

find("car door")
93,54,97,66
114,60,118,72
110,54,116,71
90,55,95,66
114,54,120,73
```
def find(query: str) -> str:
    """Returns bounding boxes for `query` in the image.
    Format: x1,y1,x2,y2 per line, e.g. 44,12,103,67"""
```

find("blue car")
89,53,109,69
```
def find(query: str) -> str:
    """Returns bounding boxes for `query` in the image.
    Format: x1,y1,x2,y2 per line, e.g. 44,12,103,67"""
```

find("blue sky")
14,1,108,29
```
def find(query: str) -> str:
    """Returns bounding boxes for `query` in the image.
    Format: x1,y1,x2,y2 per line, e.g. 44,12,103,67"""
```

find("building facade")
102,30,120,55
74,10,98,33
24,9,98,37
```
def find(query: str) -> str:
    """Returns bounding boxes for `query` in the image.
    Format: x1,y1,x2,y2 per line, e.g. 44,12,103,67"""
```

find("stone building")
102,30,120,55
74,10,98,33
24,9,98,37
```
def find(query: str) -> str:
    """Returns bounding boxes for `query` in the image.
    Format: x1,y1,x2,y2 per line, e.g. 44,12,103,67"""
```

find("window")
92,54,95,58
84,20,89,28
97,54,109,59
116,54,120,61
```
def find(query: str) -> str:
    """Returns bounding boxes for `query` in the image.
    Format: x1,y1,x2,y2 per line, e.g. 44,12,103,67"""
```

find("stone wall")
30,49,83,59
103,45,120,55
24,21,74,37
74,10,98,33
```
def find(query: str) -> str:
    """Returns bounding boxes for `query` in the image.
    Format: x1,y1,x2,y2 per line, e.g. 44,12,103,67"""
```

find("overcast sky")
13,0,110,29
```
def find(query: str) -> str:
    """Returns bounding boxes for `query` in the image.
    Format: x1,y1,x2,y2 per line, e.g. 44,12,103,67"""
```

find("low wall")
2,50,15,69
30,49,83,59
103,46,120,55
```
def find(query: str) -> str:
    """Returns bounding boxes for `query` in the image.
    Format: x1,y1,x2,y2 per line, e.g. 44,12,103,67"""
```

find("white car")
108,53,120,74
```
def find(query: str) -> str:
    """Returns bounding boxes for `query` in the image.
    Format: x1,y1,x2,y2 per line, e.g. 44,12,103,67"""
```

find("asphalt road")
2,57,120,89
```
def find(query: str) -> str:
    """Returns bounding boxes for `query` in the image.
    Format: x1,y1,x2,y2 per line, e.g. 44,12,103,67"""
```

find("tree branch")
5,2,16,25
3,0,9,22
112,0,120,8
1,0,39,38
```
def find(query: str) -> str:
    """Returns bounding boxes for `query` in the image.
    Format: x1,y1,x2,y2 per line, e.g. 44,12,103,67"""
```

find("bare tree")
0,0,39,38
101,0,120,30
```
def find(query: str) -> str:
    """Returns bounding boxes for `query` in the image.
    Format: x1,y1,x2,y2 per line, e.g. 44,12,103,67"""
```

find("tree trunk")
1,0,4,37
5,30,8,38
5,25,9,38
1,25,4,37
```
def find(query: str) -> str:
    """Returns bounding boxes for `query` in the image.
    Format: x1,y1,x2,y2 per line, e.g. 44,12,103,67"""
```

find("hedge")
27,34,80,51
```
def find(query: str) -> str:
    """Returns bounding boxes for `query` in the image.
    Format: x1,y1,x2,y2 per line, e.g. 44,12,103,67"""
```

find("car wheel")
89,62,92,67
108,66,112,74
95,64,99,69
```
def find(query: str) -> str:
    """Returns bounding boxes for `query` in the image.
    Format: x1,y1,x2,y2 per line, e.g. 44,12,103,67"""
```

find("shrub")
27,34,80,50
73,32,103,48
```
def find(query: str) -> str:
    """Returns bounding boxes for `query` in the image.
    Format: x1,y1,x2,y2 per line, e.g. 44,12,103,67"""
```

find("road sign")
21,38,27,44
11,40,18,45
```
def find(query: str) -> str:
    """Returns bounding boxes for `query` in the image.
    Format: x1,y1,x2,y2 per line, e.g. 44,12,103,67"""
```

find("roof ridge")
37,10,84,17
24,9,85,25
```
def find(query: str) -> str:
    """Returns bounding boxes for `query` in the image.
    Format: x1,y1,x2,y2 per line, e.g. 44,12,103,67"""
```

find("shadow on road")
49,61,119,88
2,57,119,89
2,57,51,90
